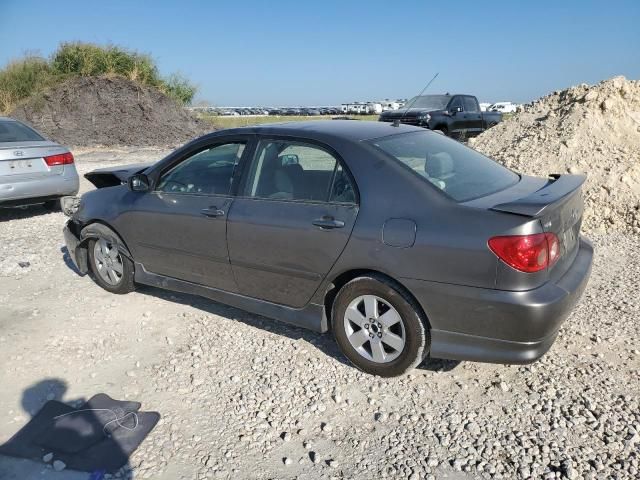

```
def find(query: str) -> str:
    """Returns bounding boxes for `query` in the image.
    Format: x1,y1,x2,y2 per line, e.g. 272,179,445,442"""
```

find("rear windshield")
404,95,450,110
0,120,44,142
370,131,519,202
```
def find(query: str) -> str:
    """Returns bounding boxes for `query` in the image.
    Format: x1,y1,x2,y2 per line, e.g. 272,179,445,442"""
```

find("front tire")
332,275,429,377
88,237,135,294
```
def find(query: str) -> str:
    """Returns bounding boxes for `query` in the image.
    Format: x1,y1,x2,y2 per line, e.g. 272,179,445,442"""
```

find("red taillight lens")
44,152,74,166
488,233,560,273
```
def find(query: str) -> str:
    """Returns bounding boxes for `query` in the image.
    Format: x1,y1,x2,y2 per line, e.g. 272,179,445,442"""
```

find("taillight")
488,233,560,273
44,152,74,166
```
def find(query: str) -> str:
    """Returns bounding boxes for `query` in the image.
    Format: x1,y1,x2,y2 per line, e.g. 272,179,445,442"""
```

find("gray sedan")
0,117,79,209
63,121,592,377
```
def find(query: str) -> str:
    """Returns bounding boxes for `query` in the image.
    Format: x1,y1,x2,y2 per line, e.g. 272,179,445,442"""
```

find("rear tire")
88,236,135,294
332,275,429,377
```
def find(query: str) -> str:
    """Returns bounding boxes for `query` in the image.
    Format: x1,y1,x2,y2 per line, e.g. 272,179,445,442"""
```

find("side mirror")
450,106,463,115
128,173,150,192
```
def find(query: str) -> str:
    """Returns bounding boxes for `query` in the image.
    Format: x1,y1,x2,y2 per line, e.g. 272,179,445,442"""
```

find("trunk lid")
0,142,69,179
489,174,586,275
464,175,586,280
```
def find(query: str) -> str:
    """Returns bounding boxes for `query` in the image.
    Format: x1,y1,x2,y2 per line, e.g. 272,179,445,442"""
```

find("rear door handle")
201,207,225,218
312,216,345,229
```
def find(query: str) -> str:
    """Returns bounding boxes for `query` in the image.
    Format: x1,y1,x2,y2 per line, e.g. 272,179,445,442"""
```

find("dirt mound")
471,76,640,234
11,76,212,147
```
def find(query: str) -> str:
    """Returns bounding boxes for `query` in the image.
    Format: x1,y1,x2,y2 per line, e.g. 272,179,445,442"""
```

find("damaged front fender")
63,221,133,275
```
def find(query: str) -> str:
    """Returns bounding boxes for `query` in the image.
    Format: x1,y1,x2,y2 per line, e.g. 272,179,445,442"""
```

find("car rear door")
227,138,359,308
118,137,252,292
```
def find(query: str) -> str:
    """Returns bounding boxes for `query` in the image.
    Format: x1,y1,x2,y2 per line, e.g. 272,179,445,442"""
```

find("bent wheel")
333,275,429,377
88,236,135,294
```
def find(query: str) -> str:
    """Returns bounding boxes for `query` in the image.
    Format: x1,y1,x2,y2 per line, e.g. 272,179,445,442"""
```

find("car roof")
218,120,425,142
0,116,18,122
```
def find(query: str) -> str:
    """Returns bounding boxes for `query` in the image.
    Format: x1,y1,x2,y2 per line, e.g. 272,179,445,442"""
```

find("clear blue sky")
1,0,638,106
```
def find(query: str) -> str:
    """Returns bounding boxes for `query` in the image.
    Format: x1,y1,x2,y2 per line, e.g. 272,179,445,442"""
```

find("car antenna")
393,72,439,127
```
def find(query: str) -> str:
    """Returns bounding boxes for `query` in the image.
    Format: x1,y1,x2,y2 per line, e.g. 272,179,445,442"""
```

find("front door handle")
201,207,225,218
313,216,345,229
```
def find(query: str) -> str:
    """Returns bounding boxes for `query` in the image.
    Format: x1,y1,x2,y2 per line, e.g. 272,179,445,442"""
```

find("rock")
42,452,53,463
53,460,66,471
375,412,388,422
464,421,481,435
283,457,292,465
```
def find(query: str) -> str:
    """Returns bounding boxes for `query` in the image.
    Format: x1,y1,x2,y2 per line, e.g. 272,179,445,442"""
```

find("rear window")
0,120,44,142
370,131,519,202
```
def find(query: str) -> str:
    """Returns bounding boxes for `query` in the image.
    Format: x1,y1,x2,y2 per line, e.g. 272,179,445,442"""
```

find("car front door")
462,96,483,136
227,138,359,308
119,138,251,291
447,96,466,138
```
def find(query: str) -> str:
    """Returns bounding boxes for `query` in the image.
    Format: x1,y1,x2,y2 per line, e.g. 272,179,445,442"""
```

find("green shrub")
0,56,54,112
162,73,197,105
51,42,162,86
0,42,197,113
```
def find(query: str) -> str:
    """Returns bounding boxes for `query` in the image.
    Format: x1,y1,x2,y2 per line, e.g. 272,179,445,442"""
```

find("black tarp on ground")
0,394,159,474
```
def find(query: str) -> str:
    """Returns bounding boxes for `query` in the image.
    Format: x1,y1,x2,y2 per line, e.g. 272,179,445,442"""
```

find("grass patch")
0,42,197,114
201,114,379,129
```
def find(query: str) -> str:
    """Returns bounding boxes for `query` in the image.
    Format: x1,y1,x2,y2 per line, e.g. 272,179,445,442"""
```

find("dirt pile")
472,76,640,234
10,76,211,147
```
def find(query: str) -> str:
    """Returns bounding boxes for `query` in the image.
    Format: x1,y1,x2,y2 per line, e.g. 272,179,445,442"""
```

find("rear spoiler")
490,174,586,217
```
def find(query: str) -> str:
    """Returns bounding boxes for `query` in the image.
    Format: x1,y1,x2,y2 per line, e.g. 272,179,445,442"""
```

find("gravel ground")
0,149,638,479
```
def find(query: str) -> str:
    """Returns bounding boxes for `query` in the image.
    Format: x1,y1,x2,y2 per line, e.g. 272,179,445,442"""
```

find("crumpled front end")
63,219,88,274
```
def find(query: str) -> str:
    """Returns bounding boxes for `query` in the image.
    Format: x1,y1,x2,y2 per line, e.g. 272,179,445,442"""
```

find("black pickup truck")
379,94,502,139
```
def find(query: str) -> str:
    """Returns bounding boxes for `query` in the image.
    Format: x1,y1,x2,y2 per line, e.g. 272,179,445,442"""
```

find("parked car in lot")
0,117,79,209
488,102,518,113
379,94,503,139
63,120,592,376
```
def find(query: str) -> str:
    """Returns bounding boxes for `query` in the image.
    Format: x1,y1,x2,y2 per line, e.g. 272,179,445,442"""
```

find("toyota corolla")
63,121,592,377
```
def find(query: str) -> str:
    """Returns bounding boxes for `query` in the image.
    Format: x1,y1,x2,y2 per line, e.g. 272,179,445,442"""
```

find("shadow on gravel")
0,378,158,479
137,284,464,373
136,284,353,368
418,358,461,372
0,204,56,222
60,246,84,276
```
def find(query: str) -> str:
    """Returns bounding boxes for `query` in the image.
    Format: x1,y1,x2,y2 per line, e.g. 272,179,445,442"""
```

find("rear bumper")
0,167,79,205
404,237,593,364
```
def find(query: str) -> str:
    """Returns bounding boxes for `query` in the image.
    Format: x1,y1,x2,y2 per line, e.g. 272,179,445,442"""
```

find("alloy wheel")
343,294,406,363
93,238,124,286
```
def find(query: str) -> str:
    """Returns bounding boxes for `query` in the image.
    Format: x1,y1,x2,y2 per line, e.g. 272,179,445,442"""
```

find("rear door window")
370,131,519,202
0,120,44,142
244,139,356,203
